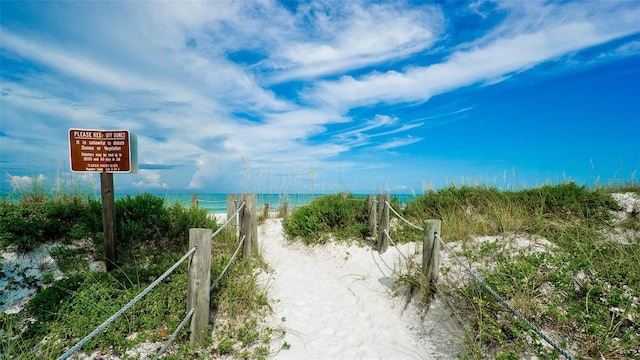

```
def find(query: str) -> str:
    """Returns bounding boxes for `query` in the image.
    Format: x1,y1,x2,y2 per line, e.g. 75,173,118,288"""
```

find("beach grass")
396,182,639,359
280,181,639,359
1,185,273,359
3,170,639,359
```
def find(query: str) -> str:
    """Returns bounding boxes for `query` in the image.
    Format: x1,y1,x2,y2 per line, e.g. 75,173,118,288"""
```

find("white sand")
258,218,462,359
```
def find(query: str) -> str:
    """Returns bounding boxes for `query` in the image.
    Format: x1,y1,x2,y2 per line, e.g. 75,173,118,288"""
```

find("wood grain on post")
187,228,212,346
100,173,116,272
282,201,289,221
422,220,441,285
377,193,390,253
239,194,255,258
226,194,237,227
249,194,258,254
367,195,377,237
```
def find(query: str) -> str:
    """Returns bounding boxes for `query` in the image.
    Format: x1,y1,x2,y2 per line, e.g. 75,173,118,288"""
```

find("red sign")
69,129,137,173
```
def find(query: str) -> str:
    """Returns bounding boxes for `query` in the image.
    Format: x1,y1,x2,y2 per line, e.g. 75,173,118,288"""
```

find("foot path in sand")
258,218,461,359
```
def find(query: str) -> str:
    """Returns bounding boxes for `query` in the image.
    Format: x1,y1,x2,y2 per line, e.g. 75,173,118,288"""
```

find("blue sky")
1,1,639,195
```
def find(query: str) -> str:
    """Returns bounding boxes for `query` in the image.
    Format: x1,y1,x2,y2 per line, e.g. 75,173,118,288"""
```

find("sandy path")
258,218,461,360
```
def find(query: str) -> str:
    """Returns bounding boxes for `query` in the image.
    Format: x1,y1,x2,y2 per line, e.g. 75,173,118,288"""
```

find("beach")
258,218,462,359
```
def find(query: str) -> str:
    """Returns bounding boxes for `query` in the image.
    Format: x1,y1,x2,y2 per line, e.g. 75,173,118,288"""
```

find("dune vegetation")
1,188,273,359
1,180,638,359
284,182,639,359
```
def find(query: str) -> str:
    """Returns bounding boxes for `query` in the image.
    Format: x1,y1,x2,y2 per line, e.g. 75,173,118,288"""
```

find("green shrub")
111,193,220,266
115,193,170,244
283,193,369,244
0,202,46,252
0,196,100,252
167,203,217,242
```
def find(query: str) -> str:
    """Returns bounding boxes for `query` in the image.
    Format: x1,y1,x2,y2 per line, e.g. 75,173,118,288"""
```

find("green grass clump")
400,181,621,241
283,193,370,244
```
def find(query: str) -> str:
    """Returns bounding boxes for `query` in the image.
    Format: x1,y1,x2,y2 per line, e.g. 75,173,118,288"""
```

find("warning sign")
69,129,138,173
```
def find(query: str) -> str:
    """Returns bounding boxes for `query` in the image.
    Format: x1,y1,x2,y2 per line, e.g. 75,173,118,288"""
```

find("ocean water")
1,192,416,213
159,193,416,213
161,193,318,213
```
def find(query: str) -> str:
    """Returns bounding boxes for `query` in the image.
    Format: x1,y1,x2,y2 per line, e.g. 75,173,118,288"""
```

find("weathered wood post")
377,193,390,253
191,194,198,209
250,194,259,255
226,194,237,227
100,173,117,272
423,219,441,287
367,195,377,237
281,201,289,221
187,228,212,346
239,194,256,258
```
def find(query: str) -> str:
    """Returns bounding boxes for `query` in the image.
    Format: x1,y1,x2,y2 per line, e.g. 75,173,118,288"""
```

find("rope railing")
210,234,246,292
58,246,198,360
434,234,574,359
211,201,245,239
385,200,422,230
196,199,227,203
382,228,409,263
56,194,259,359
383,202,574,360
153,307,195,360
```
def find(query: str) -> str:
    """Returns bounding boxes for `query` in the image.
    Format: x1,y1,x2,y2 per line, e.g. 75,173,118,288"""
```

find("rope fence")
58,246,197,360
381,200,574,360
211,234,246,292
434,234,574,360
211,201,245,239
385,200,422,231
153,307,195,360
382,228,409,263
58,195,258,359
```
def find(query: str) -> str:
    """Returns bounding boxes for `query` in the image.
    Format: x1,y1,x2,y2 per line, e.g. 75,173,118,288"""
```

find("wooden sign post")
69,129,138,271
100,173,116,271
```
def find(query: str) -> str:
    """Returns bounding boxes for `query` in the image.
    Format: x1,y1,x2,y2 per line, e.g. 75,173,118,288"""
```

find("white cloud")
269,2,442,82
2,0,639,193
131,170,167,190
1,30,157,91
372,136,422,151
306,6,640,111
8,174,47,191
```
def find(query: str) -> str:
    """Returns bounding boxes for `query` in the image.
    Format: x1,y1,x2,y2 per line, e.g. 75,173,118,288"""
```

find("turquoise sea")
159,193,416,213
161,193,318,213
1,192,417,213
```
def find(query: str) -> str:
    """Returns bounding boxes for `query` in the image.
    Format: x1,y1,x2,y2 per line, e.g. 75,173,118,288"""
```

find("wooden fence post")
367,195,377,237
377,193,390,253
281,201,289,221
191,194,198,209
100,173,117,272
249,194,258,254
239,194,256,258
226,194,237,228
187,228,212,346
422,219,441,286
